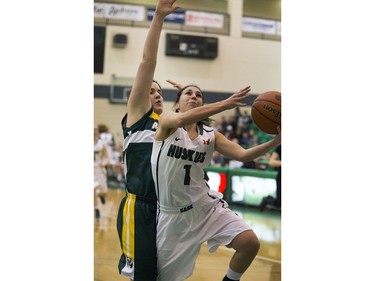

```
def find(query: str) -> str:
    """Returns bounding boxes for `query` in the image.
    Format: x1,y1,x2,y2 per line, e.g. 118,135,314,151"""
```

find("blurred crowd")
211,108,275,169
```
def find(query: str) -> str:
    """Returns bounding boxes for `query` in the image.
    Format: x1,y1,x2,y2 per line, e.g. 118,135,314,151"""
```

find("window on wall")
94,26,106,74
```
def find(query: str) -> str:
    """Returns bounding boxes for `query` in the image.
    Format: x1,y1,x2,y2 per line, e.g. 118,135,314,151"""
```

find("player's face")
150,82,163,114
177,86,203,113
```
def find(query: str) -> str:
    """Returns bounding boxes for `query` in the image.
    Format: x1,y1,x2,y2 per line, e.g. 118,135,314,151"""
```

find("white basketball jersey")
151,124,215,208
94,139,105,167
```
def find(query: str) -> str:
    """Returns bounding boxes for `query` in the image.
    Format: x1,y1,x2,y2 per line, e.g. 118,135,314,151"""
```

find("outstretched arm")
126,0,180,127
155,86,252,140
215,127,281,163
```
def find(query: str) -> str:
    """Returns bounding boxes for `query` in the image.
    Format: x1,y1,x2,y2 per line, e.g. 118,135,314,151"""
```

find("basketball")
251,91,281,135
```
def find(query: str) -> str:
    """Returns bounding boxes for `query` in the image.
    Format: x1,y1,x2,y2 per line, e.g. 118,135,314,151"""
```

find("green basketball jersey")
121,108,159,201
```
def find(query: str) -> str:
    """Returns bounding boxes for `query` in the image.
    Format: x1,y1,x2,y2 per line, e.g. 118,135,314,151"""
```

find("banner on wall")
185,11,224,29
276,21,281,36
94,3,106,18
147,8,185,23
94,3,145,21
242,17,277,35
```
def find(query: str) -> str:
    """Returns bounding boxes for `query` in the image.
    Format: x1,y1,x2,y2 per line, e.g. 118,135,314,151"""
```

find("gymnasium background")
94,0,281,145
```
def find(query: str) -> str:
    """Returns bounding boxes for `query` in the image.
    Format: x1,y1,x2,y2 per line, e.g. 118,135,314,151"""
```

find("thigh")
157,213,201,281
206,202,251,252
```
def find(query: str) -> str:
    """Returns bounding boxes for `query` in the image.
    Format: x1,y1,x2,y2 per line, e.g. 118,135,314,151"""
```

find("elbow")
235,153,248,163
174,113,192,128
175,117,185,128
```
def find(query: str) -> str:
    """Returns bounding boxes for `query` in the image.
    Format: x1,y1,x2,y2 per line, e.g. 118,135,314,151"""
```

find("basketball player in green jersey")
116,1,181,280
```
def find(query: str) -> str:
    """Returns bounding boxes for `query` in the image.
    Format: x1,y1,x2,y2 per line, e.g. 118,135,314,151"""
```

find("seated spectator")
211,151,226,167
259,145,281,211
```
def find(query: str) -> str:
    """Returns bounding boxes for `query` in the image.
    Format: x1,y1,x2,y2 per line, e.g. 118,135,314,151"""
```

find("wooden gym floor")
94,188,281,281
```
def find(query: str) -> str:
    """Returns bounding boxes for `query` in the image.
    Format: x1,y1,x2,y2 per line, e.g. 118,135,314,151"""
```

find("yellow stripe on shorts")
122,193,136,260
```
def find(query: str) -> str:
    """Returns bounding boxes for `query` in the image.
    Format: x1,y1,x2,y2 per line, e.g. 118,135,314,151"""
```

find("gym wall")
94,1,281,144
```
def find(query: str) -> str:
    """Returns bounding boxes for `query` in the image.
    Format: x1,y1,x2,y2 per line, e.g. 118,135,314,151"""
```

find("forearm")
240,139,280,163
134,14,164,82
164,86,251,129
127,14,165,112
269,159,281,167
142,14,164,63
175,100,228,128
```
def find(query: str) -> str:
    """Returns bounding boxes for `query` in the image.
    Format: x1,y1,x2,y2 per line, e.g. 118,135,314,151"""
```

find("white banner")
242,17,277,35
185,11,224,29
106,4,145,21
276,21,281,36
94,3,145,21
94,3,106,18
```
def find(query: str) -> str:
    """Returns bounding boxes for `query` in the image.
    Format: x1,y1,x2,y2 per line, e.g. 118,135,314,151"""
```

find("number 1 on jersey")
183,165,192,185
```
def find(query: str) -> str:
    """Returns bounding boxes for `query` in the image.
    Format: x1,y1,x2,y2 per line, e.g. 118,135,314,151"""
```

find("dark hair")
175,84,203,105
98,124,109,133
153,80,163,94
174,84,214,126
128,80,163,97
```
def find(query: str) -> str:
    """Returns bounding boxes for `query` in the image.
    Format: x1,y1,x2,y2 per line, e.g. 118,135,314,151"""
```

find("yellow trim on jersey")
149,111,160,120
122,192,136,260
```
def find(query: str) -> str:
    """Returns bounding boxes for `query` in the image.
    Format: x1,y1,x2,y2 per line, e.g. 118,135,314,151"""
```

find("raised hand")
166,79,184,90
155,0,180,17
223,86,252,109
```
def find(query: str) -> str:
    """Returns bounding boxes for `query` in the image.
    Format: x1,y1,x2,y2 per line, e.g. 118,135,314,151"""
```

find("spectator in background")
242,109,252,129
226,115,237,138
269,145,282,208
109,143,124,182
236,107,248,131
241,141,262,169
211,150,226,167
259,145,281,211
239,130,250,147
98,124,115,163
94,125,110,220
217,115,228,135
247,128,258,147
233,127,244,143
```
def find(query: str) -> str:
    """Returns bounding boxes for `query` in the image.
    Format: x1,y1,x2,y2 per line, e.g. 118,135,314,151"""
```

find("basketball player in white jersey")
151,85,281,281
94,125,109,220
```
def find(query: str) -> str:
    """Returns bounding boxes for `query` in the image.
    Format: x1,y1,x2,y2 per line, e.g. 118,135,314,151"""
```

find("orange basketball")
251,91,281,135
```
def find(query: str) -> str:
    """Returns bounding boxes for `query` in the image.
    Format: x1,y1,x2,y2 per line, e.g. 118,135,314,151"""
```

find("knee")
247,231,260,254
236,230,260,256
